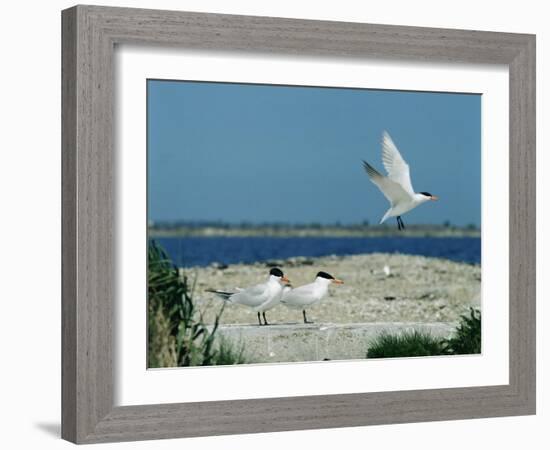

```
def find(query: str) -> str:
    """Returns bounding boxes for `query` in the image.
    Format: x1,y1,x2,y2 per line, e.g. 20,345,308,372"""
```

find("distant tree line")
148,219,479,231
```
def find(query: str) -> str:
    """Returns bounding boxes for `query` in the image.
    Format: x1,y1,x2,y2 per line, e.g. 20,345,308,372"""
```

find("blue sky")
147,80,481,226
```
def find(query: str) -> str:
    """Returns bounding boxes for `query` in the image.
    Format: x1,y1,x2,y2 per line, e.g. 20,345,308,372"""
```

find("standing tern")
363,131,438,230
206,267,290,326
281,271,344,324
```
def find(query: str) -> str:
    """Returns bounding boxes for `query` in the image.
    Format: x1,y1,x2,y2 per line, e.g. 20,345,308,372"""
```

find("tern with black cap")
206,267,290,326
281,271,344,324
362,131,439,230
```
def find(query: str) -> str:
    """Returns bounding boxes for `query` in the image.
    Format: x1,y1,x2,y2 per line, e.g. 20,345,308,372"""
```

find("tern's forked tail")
205,289,234,301
380,208,393,224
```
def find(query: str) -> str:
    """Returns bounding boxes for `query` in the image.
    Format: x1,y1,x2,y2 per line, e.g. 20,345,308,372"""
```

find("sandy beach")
186,253,481,326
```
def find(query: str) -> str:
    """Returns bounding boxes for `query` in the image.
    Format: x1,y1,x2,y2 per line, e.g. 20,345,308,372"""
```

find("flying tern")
206,267,290,326
363,131,438,230
281,271,343,324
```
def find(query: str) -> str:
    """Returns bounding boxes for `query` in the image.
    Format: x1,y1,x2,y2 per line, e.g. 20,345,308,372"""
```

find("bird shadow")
35,422,61,438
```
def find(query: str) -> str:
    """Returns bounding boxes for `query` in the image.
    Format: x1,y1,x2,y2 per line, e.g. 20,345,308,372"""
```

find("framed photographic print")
61,5,536,444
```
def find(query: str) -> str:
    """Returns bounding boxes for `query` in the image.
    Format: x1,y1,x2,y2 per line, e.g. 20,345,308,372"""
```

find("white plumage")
363,131,438,230
206,268,289,325
281,272,343,324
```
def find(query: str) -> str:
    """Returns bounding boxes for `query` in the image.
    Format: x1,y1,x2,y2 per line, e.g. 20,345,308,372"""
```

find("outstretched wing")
363,161,411,205
381,131,415,195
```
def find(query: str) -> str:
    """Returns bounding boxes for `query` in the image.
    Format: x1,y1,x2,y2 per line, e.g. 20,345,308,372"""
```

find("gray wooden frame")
61,4,536,444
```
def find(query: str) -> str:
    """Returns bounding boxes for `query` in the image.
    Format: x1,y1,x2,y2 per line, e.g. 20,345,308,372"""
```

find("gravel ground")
186,253,481,326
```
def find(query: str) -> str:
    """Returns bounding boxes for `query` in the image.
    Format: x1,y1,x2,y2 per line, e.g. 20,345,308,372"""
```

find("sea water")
153,236,481,268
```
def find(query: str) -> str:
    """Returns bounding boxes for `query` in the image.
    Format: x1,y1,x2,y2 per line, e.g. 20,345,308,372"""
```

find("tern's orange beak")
430,195,439,201
281,276,290,284
332,278,344,285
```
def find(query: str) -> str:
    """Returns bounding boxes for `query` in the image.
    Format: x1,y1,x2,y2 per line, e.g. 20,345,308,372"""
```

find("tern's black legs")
257,311,270,326
396,216,406,231
303,310,314,324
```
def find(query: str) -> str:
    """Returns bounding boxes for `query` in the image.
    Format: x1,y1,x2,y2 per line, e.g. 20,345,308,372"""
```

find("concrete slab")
214,322,456,363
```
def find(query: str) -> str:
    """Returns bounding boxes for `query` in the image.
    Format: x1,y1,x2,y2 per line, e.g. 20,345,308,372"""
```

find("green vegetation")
442,307,481,354
213,337,248,365
366,330,445,358
366,308,482,358
147,240,247,367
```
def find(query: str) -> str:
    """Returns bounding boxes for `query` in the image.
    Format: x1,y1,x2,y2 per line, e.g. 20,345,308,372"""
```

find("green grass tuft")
367,308,482,359
213,337,248,365
366,330,446,358
442,307,481,354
